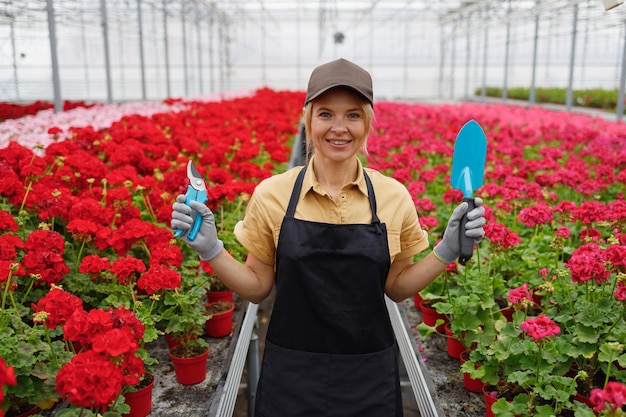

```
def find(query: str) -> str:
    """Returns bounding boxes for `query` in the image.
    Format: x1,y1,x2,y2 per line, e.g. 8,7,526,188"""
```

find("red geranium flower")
0,357,16,408
21,230,70,286
0,234,24,261
565,243,611,285
32,286,84,329
91,328,137,357
56,350,124,409
79,254,111,276
110,256,146,285
137,264,181,294
484,222,522,252
517,203,553,228
520,314,561,341
508,283,533,306
0,210,18,233
589,381,626,412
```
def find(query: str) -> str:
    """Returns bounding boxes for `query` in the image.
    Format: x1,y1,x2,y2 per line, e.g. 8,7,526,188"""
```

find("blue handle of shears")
174,185,208,241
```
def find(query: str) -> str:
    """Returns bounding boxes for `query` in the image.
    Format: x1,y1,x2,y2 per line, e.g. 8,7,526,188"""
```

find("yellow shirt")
234,156,430,266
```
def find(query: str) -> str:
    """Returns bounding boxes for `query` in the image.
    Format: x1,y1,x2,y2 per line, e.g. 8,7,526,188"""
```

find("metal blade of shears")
174,160,208,241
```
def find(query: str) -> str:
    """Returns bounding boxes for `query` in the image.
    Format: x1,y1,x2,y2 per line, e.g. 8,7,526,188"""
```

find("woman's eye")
348,112,361,119
317,112,331,118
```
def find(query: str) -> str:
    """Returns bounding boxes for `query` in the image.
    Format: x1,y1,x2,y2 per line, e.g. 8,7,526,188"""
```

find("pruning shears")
174,160,208,241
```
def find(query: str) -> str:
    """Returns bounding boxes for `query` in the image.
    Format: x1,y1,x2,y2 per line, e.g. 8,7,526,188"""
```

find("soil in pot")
169,344,208,359
169,345,210,385
206,301,233,315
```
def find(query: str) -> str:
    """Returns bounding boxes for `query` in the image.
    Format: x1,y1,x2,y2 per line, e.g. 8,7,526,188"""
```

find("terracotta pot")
206,290,233,303
459,351,484,393
169,347,209,385
444,323,466,359
204,301,235,338
418,299,447,332
123,373,155,417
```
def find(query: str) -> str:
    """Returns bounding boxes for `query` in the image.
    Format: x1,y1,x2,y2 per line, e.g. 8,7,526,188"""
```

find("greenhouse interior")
1,1,626,417
1,0,626,107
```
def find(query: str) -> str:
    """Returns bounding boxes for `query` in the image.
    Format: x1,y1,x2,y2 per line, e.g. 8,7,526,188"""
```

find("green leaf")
573,324,598,344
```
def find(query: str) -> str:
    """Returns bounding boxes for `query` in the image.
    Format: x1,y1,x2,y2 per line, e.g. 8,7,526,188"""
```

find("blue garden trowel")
450,119,487,265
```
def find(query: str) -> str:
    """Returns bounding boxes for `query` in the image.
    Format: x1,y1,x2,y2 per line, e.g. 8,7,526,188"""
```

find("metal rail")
386,296,444,417
213,301,259,417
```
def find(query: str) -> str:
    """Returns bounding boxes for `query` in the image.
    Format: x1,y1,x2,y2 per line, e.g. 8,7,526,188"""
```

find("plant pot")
459,351,484,393
444,323,466,359
501,307,514,322
204,301,235,338
572,393,593,409
418,299,447,333
169,346,209,385
206,289,233,303
483,382,526,417
483,384,498,417
123,373,155,417
413,292,422,309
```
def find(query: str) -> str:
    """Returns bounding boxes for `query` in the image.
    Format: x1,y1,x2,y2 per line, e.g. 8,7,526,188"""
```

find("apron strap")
363,170,381,224
285,166,307,219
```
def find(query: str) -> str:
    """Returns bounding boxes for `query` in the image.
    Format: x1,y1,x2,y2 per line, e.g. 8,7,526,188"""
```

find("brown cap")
305,58,373,106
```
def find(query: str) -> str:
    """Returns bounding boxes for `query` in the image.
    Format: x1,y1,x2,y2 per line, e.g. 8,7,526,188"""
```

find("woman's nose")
331,118,348,132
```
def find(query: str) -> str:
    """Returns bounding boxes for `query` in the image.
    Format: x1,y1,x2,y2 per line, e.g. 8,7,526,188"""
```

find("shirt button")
340,194,346,200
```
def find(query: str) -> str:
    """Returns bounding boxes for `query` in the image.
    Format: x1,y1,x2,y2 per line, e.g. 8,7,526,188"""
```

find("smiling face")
305,87,372,164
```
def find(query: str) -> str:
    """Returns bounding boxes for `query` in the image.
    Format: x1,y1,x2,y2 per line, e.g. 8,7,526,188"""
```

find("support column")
566,3,579,111
529,1,540,105
100,0,113,104
46,0,62,111
162,0,171,98
617,18,626,120
137,0,147,100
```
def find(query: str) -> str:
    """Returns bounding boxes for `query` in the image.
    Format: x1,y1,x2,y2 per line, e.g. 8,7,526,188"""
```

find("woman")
171,58,486,417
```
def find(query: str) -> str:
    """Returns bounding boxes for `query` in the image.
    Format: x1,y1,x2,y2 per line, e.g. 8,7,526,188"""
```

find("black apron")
255,166,402,417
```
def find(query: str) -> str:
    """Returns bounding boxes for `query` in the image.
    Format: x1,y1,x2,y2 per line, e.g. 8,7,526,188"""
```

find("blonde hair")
303,92,374,163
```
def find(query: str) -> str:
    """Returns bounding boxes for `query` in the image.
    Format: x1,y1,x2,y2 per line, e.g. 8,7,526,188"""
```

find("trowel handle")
459,197,475,265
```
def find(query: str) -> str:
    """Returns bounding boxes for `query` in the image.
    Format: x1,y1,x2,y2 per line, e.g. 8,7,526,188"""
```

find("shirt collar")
302,155,369,197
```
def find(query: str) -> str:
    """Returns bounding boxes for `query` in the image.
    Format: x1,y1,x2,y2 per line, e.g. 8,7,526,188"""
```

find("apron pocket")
327,343,401,417
256,341,401,417
256,341,329,417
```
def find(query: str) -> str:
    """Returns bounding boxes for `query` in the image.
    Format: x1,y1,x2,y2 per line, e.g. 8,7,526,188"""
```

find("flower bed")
1,93,625,416
371,102,626,416
0,89,303,416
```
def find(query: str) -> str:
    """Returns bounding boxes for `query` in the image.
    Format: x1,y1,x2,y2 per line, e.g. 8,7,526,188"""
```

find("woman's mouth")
327,139,351,145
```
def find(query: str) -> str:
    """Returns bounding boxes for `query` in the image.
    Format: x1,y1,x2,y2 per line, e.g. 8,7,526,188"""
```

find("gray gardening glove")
171,194,224,261
433,197,486,264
